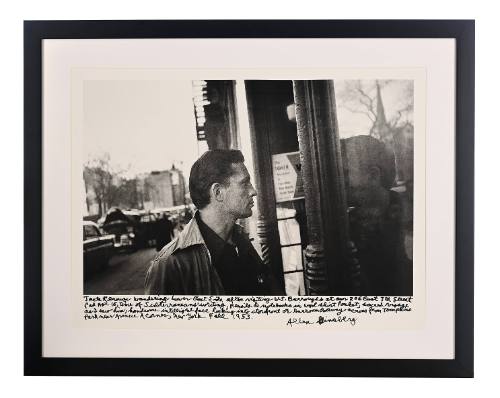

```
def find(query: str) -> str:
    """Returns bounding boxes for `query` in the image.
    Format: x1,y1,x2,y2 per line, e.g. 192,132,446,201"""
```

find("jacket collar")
174,211,205,251
174,211,244,252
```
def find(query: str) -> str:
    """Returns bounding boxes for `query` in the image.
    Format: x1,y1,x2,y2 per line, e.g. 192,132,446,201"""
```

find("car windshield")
102,221,128,235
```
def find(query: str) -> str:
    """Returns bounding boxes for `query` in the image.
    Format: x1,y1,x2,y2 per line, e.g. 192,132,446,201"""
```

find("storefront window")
276,201,307,295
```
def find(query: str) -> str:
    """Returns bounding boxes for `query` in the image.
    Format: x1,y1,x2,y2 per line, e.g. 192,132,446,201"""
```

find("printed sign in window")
272,151,304,203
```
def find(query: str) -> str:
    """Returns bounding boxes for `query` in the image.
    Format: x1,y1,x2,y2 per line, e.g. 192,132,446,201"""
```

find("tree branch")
340,104,375,123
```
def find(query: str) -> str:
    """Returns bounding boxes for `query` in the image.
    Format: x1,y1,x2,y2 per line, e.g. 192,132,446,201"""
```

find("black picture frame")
24,19,474,377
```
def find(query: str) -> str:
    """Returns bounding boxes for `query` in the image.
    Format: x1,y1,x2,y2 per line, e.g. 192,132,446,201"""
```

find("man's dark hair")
341,135,396,189
189,149,245,209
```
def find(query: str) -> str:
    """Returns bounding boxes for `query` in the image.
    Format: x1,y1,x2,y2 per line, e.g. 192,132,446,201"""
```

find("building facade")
84,166,186,216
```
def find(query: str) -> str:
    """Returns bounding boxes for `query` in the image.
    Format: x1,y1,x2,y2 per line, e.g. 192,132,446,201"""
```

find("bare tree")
337,79,413,140
337,79,414,184
116,178,140,209
83,153,126,216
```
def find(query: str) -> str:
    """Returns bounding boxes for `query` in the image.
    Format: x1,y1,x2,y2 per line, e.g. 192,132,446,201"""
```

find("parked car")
83,221,114,273
101,207,142,251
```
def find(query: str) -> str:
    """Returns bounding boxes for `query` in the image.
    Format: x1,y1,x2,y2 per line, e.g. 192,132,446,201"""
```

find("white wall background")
1,0,496,397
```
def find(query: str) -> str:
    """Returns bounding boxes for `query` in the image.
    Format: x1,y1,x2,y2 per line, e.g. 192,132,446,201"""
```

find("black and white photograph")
82,78,415,297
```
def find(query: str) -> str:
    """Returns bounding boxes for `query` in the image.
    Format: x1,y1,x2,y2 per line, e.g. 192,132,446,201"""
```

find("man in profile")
145,149,280,295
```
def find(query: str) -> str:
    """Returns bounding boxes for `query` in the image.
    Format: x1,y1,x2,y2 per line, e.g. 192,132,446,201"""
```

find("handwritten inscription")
83,295,413,327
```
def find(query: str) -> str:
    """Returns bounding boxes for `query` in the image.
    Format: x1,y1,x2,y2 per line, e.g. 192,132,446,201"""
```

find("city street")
84,247,157,295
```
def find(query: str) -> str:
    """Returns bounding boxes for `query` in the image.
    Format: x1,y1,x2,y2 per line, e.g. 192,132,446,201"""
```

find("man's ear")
210,182,225,203
367,166,382,186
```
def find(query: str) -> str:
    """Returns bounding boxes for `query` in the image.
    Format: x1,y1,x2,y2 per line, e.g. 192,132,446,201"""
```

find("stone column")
244,81,285,292
293,80,356,295
204,81,239,150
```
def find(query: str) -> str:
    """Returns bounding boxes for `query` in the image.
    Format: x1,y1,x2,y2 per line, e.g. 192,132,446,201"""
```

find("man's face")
343,144,384,208
222,163,257,219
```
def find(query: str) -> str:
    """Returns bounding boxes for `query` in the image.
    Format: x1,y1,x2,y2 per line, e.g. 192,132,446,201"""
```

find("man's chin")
240,209,253,219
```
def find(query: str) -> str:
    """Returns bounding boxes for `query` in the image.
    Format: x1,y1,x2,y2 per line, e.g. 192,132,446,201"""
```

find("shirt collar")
195,212,237,261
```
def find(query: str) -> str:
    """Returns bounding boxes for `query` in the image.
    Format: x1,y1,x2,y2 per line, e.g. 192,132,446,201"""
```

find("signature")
286,316,357,327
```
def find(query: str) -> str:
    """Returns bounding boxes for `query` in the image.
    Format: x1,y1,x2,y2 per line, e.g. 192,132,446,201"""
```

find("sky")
83,79,200,180
83,79,413,180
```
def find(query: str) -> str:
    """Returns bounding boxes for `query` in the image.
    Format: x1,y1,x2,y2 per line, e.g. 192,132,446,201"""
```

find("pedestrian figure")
155,213,173,252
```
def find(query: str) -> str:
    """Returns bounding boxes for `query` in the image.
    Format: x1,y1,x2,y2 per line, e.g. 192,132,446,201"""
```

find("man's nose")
249,184,257,197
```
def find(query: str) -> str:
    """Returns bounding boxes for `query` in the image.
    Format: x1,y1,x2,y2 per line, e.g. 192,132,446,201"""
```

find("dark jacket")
144,213,280,295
